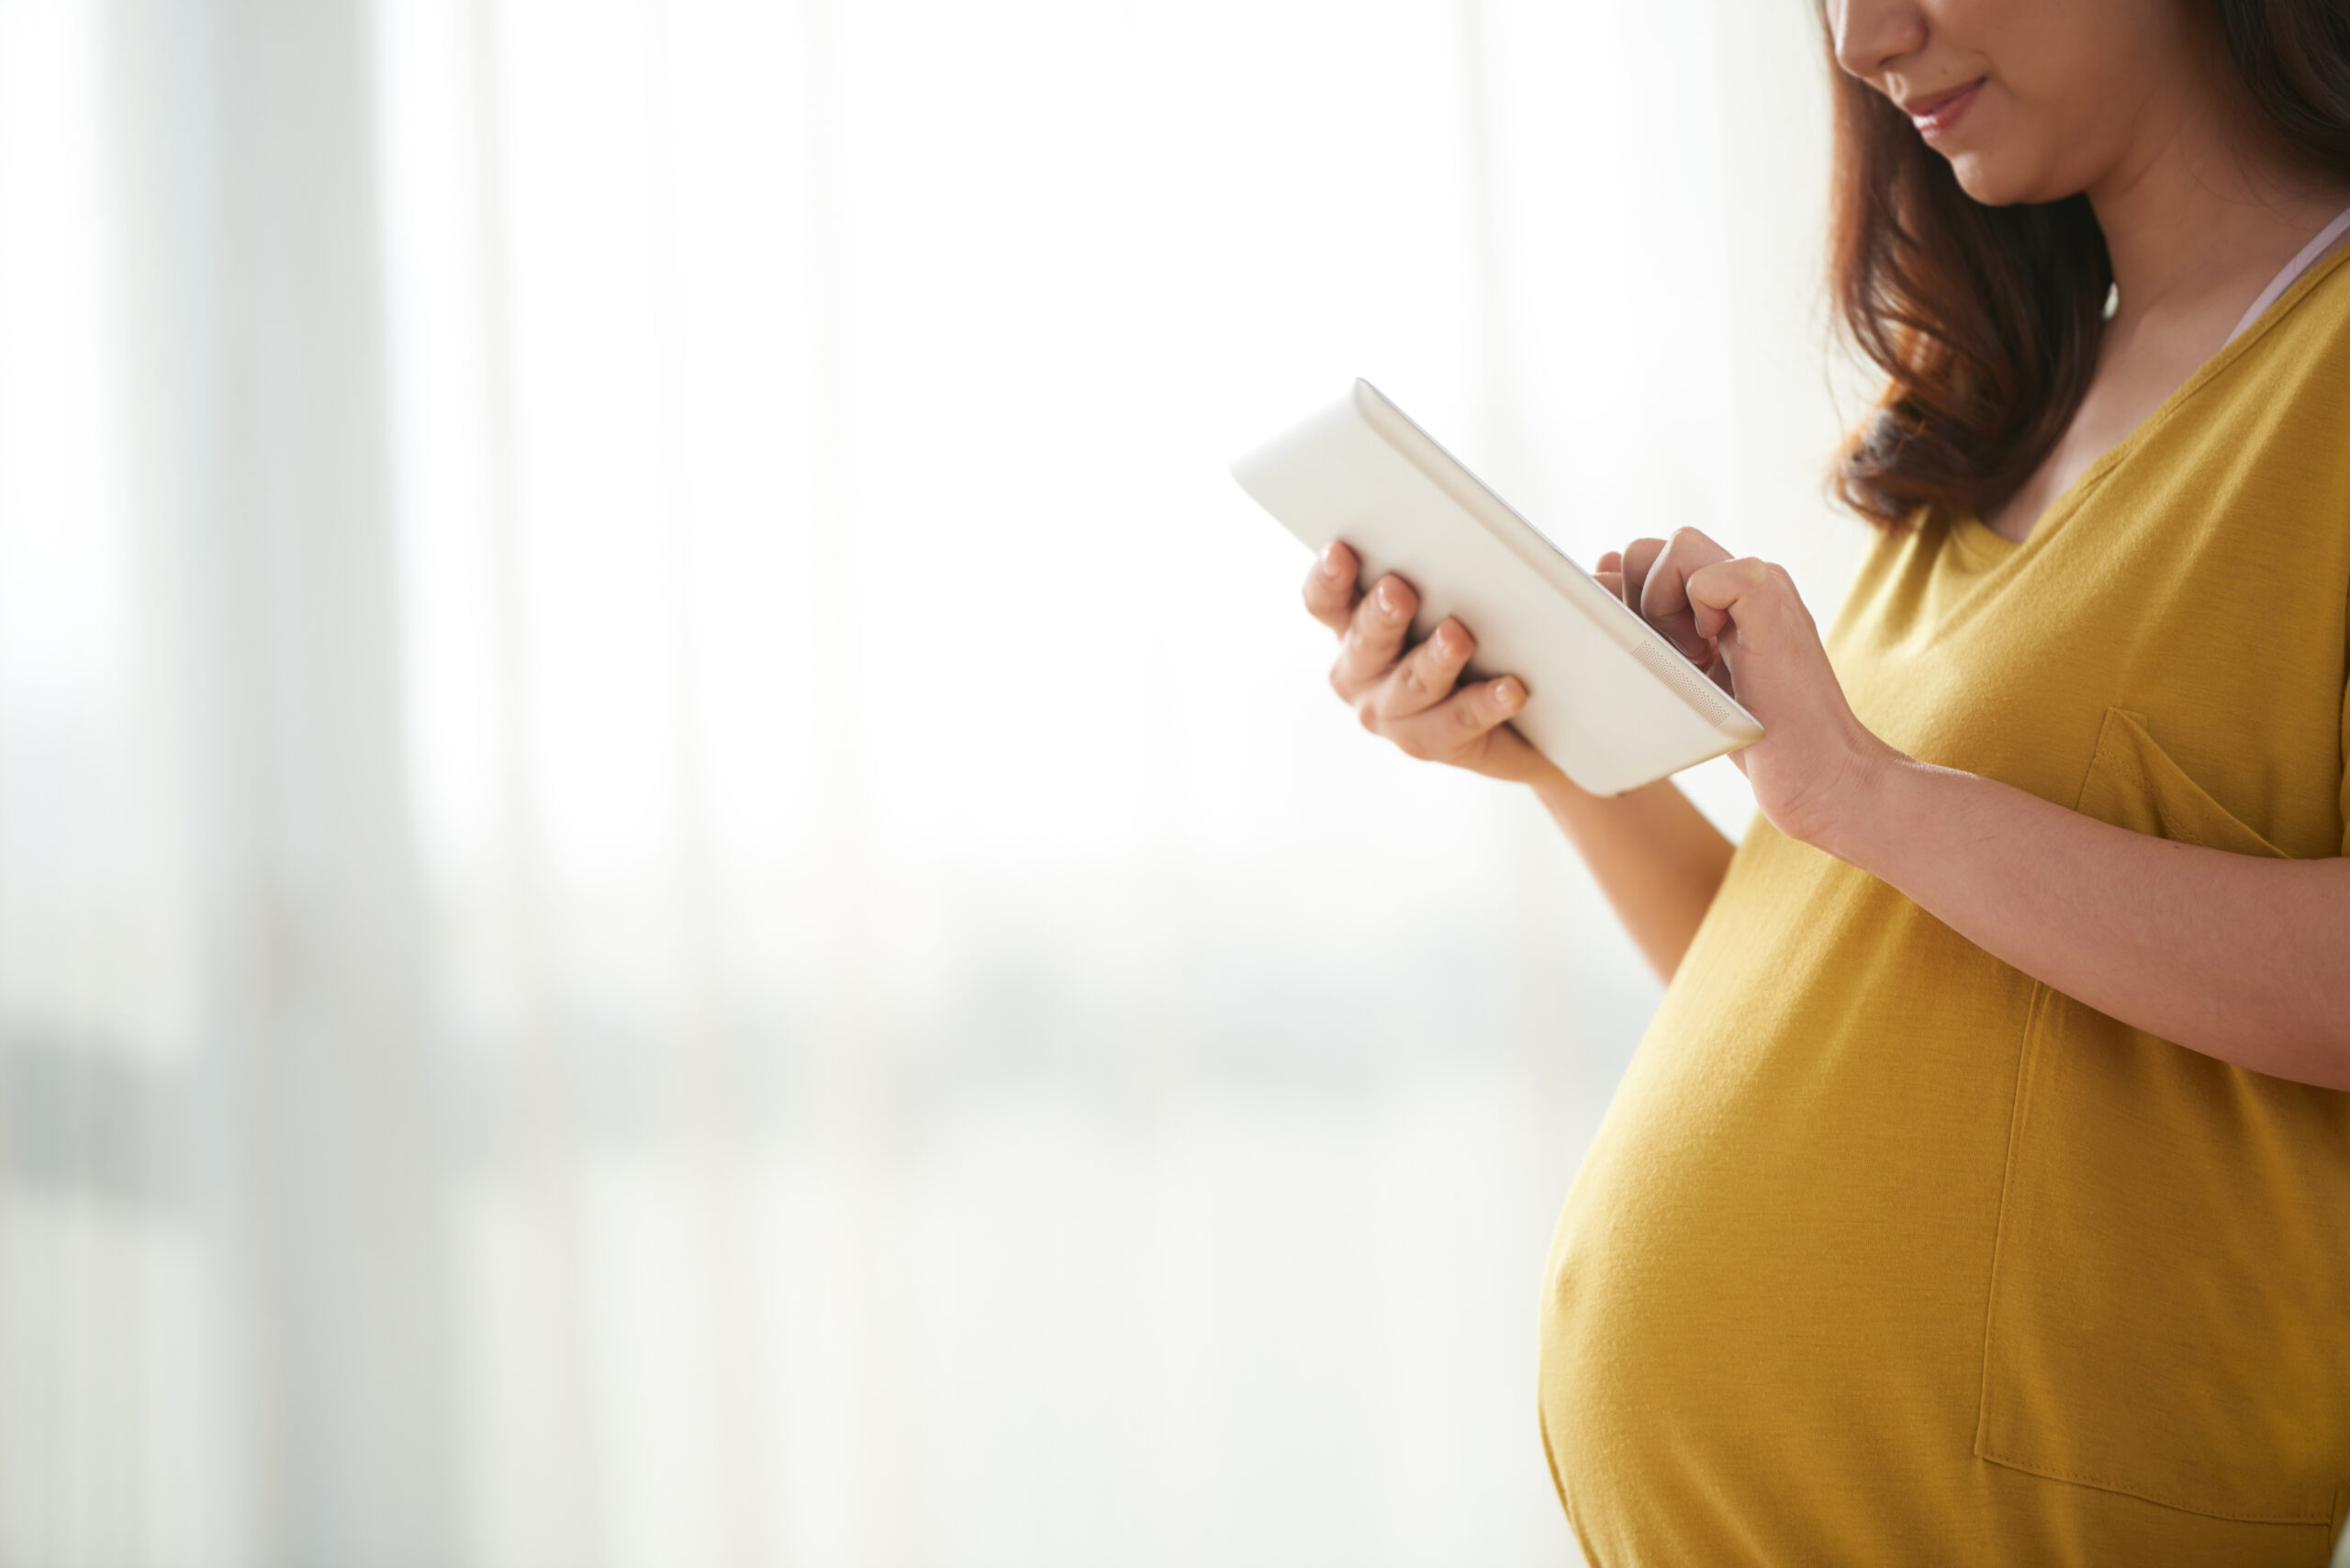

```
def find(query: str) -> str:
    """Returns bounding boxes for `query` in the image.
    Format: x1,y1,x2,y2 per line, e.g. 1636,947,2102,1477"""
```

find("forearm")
1818,755,2350,1088
1591,528,2350,1087
1531,769,1737,983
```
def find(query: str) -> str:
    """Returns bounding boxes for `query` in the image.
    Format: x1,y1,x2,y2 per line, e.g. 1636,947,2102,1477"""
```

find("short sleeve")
2341,598,2350,856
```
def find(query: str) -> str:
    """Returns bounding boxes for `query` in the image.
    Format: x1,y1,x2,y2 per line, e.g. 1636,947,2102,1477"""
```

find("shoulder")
2228,251,2350,415
2157,258,2350,548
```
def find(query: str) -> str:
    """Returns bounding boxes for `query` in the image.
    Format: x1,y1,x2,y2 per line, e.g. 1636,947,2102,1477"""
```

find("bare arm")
1820,757,2350,1089
1528,772,1736,981
1630,526,2350,1092
1302,542,1734,981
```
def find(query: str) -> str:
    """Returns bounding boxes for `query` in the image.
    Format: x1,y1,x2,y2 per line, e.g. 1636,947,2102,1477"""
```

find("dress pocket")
1974,709,2350,1523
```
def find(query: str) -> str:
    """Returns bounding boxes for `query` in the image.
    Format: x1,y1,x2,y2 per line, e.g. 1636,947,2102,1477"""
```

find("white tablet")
1232,380,1762,796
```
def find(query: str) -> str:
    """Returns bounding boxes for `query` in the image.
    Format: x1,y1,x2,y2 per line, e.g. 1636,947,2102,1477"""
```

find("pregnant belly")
1533,880,2337,1568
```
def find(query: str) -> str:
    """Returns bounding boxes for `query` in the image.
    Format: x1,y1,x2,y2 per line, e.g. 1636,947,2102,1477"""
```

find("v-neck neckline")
1951,241,2350,562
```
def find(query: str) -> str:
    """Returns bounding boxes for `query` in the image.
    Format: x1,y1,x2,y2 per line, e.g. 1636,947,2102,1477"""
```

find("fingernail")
1494,678,1523,710
1318,544,1341,576
1376,583,1400,614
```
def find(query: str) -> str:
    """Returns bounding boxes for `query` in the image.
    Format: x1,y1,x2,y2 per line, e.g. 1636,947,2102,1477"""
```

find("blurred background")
0,0,1865,1563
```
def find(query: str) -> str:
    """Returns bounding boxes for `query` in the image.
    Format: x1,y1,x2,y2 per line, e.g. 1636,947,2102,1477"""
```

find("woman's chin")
1942,151,2045,209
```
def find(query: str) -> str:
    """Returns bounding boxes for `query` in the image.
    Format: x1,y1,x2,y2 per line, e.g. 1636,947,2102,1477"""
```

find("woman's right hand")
1301,541,1555,786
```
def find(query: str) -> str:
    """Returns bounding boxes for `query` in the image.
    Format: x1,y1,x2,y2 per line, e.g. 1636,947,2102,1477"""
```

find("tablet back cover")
1232,383,1760,795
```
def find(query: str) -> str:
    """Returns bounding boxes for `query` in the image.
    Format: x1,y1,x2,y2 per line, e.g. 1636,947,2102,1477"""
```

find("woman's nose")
1828,0,1929,81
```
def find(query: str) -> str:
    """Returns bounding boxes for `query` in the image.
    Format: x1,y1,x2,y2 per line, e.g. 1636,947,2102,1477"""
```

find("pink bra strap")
2225,201,2350,343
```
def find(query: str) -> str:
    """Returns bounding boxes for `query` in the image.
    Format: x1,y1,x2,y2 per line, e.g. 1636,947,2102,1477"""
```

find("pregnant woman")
1303,2,2350,1563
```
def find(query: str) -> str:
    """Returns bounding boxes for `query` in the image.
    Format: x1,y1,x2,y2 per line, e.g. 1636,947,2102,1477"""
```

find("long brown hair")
1828,2,2350,528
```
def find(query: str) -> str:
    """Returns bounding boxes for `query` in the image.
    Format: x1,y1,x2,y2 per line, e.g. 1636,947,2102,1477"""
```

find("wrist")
1806,741,1911,868
1524,756,1585,806
1531,760,1638,840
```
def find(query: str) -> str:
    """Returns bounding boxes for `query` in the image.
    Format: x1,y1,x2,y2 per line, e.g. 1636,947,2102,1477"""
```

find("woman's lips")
1906,79,1985,140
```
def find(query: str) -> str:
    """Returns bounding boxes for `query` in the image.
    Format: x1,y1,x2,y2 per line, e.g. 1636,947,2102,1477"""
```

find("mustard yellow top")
1539,249,2350,1568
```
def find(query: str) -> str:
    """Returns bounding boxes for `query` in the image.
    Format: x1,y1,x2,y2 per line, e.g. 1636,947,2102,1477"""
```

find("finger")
1303,542,1360,632
1593,551,1625,604
1684,556,1805,644
1376,617,1474,721
1331,572,1418,692
1639,527,1734,659
1619,537,1666,610
1381,675,1526,762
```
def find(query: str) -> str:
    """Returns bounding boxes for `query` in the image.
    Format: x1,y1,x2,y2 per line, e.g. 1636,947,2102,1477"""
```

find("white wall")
0,1,1858,1563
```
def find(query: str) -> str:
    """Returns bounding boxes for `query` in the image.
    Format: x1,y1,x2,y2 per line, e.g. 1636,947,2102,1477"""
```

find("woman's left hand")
1597,534,2350,1090
1597,527,1902,847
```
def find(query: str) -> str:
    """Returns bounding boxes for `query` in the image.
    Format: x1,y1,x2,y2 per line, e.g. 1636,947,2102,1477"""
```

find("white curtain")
0,0,1853,1563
